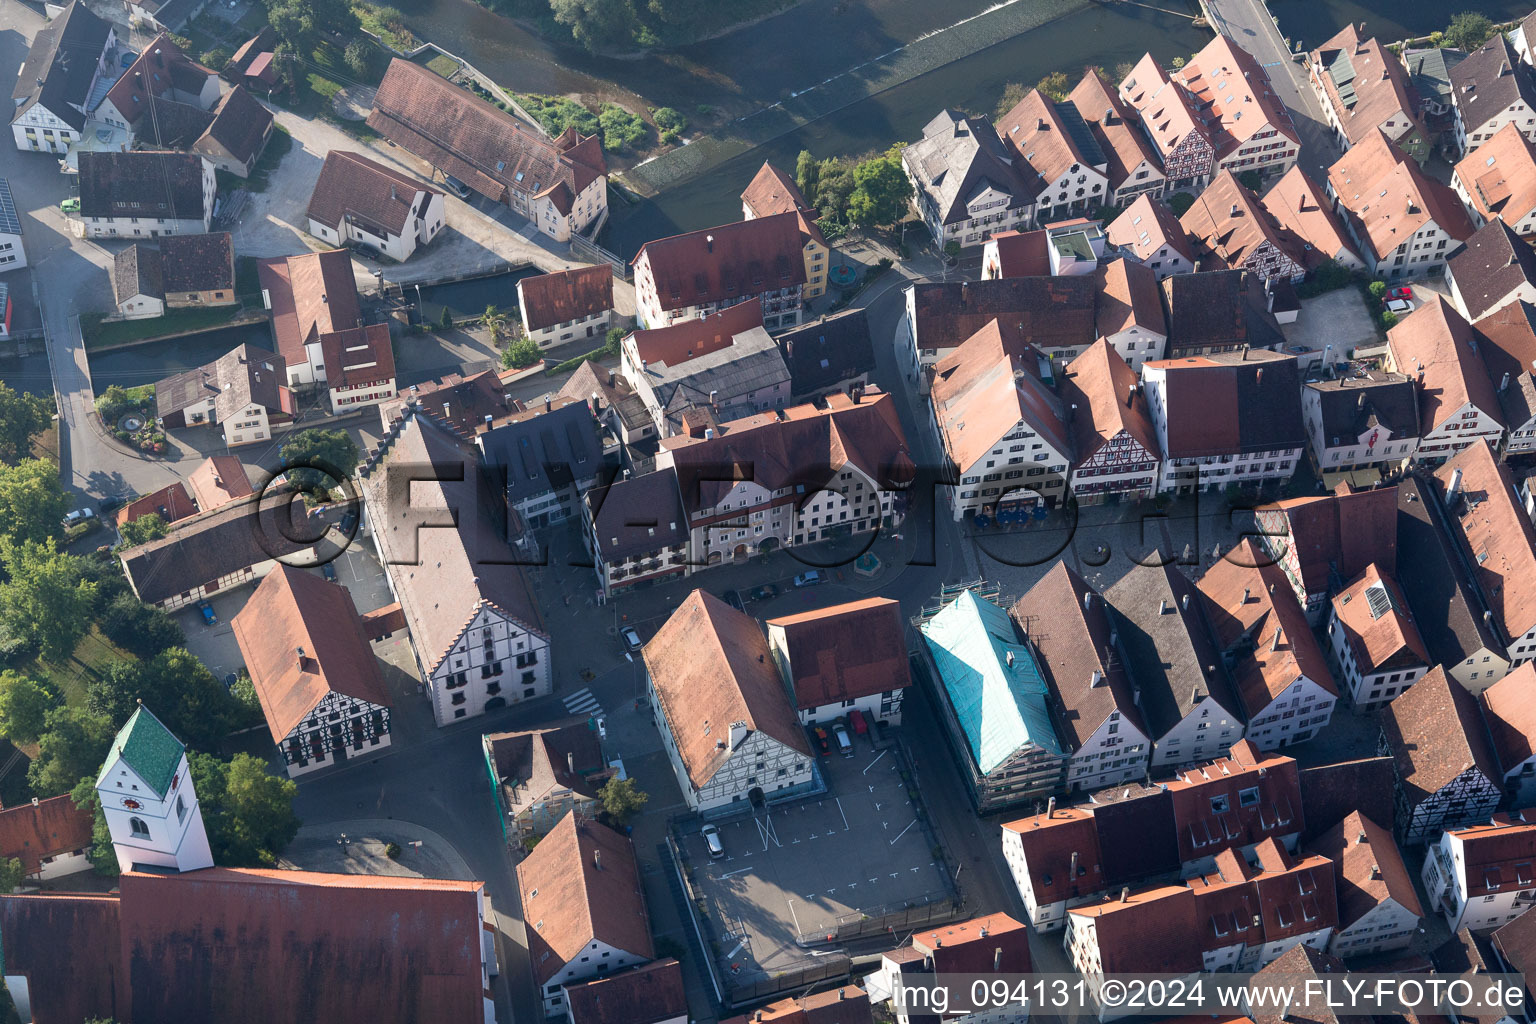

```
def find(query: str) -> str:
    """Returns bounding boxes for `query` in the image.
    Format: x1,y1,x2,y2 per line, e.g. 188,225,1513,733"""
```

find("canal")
88,322,275,393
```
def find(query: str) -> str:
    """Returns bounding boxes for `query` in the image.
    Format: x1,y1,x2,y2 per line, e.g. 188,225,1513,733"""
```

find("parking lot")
679,735,951,980
174,536,394,682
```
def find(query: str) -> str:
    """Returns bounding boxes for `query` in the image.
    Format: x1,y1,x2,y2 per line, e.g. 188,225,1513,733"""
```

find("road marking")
863,749,888,774
786,898,801,935
835,797,849,831
720,866,753,878
889,820,917,845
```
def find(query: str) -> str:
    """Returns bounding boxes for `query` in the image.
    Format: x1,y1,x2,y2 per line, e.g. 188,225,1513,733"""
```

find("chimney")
840,988,848,1001
593,849,603,870
704,427,714,440
1048,796,1057,818
1070,850,1078,877
1448,467,1463,504
1083,590,1093,611
994,947,1003,972
1356,830,1368,844
1182,593,1190,611
1271,626,1281,651
1230,203,1240,217
1242,587,1250,604
1120,887,1130,902
1503,372,1512,392
1256,368,1264,386
390,183,397,201
442,401,450,419
1126,385,1135,408
706,234,714,253
485,414,493,425
567,751,575,774
544,397,551,413
709,389,718,407
1370,864,1381,880
1159,598,1168,614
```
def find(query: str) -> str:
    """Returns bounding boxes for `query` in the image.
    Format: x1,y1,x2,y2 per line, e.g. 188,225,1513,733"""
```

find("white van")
702,824,724,859
833,724,853,757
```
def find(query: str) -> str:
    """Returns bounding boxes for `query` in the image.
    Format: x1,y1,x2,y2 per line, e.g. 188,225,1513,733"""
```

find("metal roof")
95,705,184,797
920,590,1062,774
0,179,22,237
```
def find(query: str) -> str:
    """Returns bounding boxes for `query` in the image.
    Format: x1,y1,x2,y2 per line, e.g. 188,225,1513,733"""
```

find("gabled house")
1385,296,1504,463
1107,194,1198,279
1188,840,1339,972
1141,349,1305,495
1012,563,1152,792
1105,560,1244,768
930,320,1072,519
483,721,608,844
1069,68,1167,204
902,109,1040,249
981,227,1051,279
1310,26,1431,162
1160,268,1285,358
867,914,1030,1024
773,308,875,401
1119,53,1219,192
566,960,688,1024
1451,34,1536,155
1379,668,1504,843
231,564,393,777
1180,170,1310,283
90,35,218,147
10,1,117,154
115,481,196,530
644,590,816,813
385,367,521,440
320,323,397,415
1300,371,1421,476
725,987,875,1024
1326,563,1431,708
190,85,274,178
1474,301,1536,455
1061,340,1161,504
1065,883,1204,997
1422,814,1536,932
904,274,1098,372
741,160,831,299
368,58,607,241
765,597,911,727
1434,442,1536,674
995,88,1112,222
187,454,253,513
112,242,164,319
631,211,807,330
158,231,235,308
917,589,1067,812
516,264,615,351
1480,664,1536,808
1197,543,1340,751
1253,481,1398,621
1322,129,1475,279
1448,218,1536,322
1263,165,1366,272
1305,809,1423,959
75,150,214,238
517,815,654,1018
475,395,603,531
256,248,362,388
0,794,92,881
581,466,688,599
1455,122,1536,235
153,341,293,446
306,150,446,262
1094,260,1168,369
360,410,551,726
1406,45,1470,121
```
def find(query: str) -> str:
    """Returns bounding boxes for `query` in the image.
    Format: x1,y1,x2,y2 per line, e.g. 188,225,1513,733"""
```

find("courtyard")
678,735,954,982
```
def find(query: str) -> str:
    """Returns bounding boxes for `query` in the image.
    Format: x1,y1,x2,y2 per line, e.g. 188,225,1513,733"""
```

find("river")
389,0,1528,257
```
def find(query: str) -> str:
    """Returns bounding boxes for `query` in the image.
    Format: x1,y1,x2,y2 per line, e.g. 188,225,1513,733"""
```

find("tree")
1036,71,1070,102
227,672,266,731
189,752,300,866
1170,55,1186,69
27,705,114,797
483,304,508,345
1237,169,1263,191
118,512,168,548
1369,280,1388,300
264,0,359,57
813,158,857,236
99,591,184,659
549,0,636,51
0,670,57,744
0,458,67,545
996,81,1027,118
68,778,119,877
280,428,360,497
0,381,51,464
604,326,626,357
1114,60,1136,81
599,776,647,826
200,47,233,71
847,150,913,229
87,648,235,753
795,149,820,206
342,37,374,78
0,538,96,662
439,304,454,329
1445,11,1494,51
653,106,687,144
598,105,647,151
0,855,21,893
501,338,542,369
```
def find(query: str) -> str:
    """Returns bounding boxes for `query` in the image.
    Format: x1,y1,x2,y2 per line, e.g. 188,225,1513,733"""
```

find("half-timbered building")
1062,340,1161,505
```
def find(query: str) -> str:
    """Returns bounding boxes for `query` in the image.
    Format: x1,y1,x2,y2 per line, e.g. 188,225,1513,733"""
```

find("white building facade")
94,706,214,875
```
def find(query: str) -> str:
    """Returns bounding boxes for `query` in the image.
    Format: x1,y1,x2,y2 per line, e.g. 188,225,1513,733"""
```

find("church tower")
94,703,214,874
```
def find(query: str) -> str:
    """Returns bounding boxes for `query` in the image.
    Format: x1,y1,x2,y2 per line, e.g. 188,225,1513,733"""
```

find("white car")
621,627,642,653
701,824,724,859
1385,298,1414,314
62,507,96,527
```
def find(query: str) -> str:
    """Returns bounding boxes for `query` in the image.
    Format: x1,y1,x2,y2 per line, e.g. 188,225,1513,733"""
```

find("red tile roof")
1068,884,1205,972
115,480,197,527
1061,339,1159,467
517,815,654,984
186,455,254,512
1449,814,1536,898
1264,165,1363,267
721,985,874,1024
628,293,763,368
256,249,360,368
518,264,615,333
1096,259,1166,339
644,590,811,789
1455,122,1536,228
997,88,1100,184
931,320,1071,473
1176,35,1300,160
1001,807,1106,906
1330,563,1430,674
1326,130,1475,261
1164,740,1304,865
1311,26,1426,148
1144,350,1305,457
1107,193,1198,266
230,564,391,743
0,891,125,1024
1181,169,1311,274
1388,296,1501,430
984,229,1051,278
319,322,395,391
1196,541,1339,715
1305,809,1423,928
1435,441,1536,644
306,150,442,239
635,211,807,314
910,912,1031,973
0,794,92,875
1255,481,1399,599
565,959,688,1024
765,597,910,710
1480,662,1536,775
1380,667,1503,805
1069,69,1163,190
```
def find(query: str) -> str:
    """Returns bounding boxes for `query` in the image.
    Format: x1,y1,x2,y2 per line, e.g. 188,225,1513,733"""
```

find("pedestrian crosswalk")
563,688,603,719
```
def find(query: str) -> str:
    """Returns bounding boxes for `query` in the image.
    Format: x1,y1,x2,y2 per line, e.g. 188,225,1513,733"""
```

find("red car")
849,709,868,735
1389,286,1413,299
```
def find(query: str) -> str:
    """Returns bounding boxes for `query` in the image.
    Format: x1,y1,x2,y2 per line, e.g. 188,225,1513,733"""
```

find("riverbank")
80,308,270,353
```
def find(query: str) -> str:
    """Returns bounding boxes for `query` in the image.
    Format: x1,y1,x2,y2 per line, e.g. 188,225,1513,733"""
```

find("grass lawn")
29,421,59,466
18,626,138,710
425,53,460,78
235,5,268,35
80,306,254,351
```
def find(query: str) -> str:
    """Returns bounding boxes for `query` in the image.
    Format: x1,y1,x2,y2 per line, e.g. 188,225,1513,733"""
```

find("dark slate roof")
154,342,287,422
1406,46,1467,107
11,1,112,132
1448,218,1536,321
905,109,1042,226
1450,34,1536,137
1150,350,1306,457
1303,372,1420,448
584,466,686,563
1089,786,1182,883
198,84,272,164
1104,560,1240,739
1161,269,1286,354
113,243,163,304
136,96,216,148
909,275,1098,354
1395,474,1505,670
476,396,602,507
774,308,876,398
160,231,233,293
78,150,207,221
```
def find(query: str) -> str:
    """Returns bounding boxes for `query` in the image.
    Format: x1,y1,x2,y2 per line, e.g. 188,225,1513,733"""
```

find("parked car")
701,823,724,859
198,602,217,626
442,175,473,200
621,626,642,653
59,198,79,213
321,561,337,581
339,511,358,535
1389,286,1413,299
849,709,868,736
748,583,779,601
98,494,131,515
793,570,823,588
62,507,96,528
1384,298,1414,314
833,723,853,756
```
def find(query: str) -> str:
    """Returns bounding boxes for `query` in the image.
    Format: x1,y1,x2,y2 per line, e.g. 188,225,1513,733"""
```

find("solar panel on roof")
0,180,22,236
1365,582,1392,620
